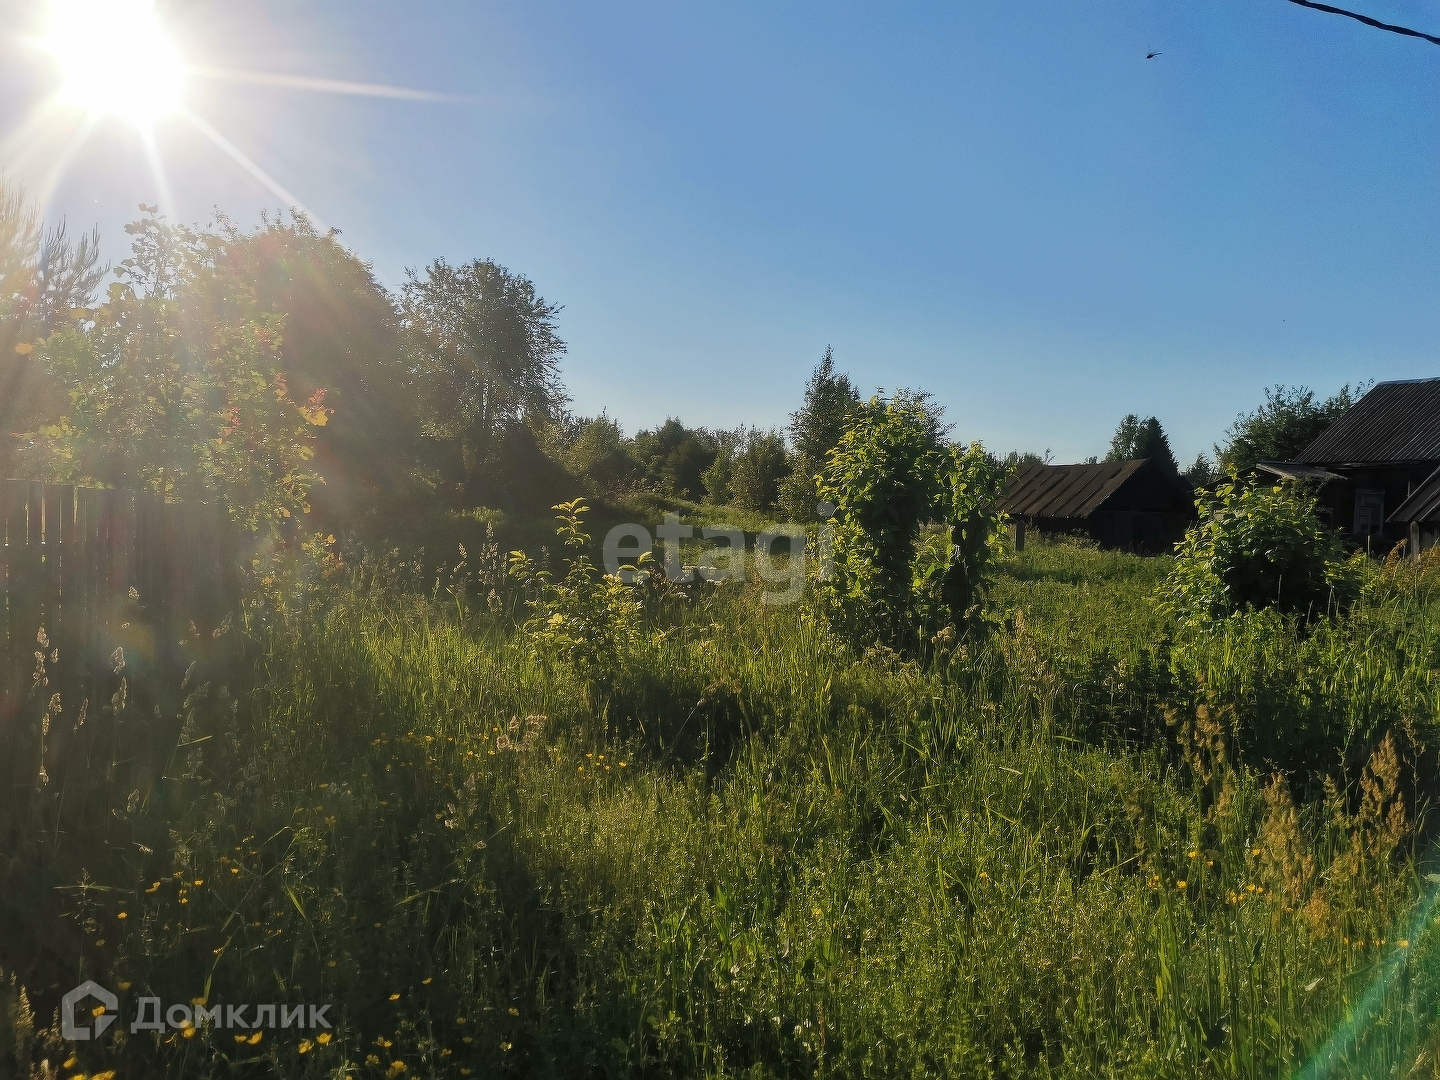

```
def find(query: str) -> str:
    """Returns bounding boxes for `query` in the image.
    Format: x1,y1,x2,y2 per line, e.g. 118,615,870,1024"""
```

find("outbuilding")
998,459,1196,553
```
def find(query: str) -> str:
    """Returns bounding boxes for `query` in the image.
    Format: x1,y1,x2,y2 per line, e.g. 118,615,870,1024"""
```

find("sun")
40,0,187,126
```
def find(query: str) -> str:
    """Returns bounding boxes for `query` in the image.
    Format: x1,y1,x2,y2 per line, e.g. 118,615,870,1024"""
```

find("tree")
1106,414,1179,474
211,212,423,531
1162,476,1362,627
0,182,106,477
781,347,861,521
1216,384,1362,474
728,430,789,511
1184,453,1218,488
33,209,326,530
401,258,567,502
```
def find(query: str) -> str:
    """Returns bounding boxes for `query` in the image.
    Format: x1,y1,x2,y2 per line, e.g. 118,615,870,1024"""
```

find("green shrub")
1161,476,1362,627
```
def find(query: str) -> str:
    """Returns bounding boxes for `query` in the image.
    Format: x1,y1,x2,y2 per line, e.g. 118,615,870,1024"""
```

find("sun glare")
41,0,186,125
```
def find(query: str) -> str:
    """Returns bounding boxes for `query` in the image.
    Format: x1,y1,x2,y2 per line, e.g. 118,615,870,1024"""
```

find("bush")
1161,476,1362,627
818,394,1004,652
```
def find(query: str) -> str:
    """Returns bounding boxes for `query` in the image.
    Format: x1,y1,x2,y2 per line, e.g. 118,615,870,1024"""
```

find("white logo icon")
60,981,118,1041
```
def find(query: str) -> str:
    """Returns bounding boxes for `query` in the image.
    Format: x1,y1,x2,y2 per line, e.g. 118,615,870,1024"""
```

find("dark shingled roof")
1296,378,1440,465
999,460,1149,520
1389,465,1440,525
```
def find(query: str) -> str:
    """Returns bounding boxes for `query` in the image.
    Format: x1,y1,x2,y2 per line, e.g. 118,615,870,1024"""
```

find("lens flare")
41,0,187,125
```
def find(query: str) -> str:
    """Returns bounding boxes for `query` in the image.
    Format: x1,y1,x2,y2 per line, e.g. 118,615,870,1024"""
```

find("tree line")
1,183,1366,538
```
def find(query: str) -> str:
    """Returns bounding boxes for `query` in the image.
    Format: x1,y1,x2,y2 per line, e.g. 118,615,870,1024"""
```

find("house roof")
1295,378,1440,465
1256,461,1342,483
1389,464,1440,525
999,460,1178,520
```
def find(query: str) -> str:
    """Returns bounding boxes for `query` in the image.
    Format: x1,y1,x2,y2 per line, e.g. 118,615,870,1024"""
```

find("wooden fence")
0,480,236,737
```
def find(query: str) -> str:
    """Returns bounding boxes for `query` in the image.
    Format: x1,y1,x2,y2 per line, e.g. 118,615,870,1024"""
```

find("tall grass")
7,536,1440,1078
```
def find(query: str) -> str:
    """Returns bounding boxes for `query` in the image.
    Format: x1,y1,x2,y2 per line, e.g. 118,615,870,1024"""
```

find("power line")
1285,0,1440,47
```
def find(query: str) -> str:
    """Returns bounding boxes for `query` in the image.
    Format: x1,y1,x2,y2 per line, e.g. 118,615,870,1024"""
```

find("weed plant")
5,536,1440,1078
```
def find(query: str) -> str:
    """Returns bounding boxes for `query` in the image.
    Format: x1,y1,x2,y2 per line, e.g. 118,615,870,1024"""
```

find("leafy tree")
1184,453,1218,488
725,432,794,512
33,209,327,530
817,391,956,650
632,418,719,501
914,442,1009,640
1161,476,1362,627
1216,384,1363,474
1107,414,1179,474
211,212,422,530
0,182,106,477
554,413,640,497
401,258,567,502
781,347,861,521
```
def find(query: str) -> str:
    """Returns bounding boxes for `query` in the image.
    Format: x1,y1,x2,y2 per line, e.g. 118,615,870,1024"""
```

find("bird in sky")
1146,51,1162,59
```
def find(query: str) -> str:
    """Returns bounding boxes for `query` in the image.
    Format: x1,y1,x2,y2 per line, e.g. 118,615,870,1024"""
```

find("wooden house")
998,459,1196,553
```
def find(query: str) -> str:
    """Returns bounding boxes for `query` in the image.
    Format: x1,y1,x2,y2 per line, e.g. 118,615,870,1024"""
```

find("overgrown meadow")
6,524,1440,1080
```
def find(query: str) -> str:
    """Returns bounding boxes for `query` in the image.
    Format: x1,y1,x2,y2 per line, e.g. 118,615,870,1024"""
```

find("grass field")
7,533,1440,1078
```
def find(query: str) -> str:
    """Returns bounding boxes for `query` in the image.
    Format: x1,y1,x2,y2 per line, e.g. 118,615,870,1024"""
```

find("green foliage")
914,441,1010,638
212,211,424,531
33,209,325,530
1107,413,1179,474
1161,476,1362,627
401,258,567,501
704,429,789,511
781,347,861,522
0,181,106,478
818,391,996,651
1217,383,1363,473
507,499,641,682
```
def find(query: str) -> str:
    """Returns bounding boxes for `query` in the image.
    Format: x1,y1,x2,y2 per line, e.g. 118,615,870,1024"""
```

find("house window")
1354,489,1385,536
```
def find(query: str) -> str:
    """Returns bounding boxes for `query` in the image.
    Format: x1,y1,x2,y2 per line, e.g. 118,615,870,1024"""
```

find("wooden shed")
998,459,1196,553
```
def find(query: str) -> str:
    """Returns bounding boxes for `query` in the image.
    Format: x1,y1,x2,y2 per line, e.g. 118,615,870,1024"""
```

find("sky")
2,0,1439,465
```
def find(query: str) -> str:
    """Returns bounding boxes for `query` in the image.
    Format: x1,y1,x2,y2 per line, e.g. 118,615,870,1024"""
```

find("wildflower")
183,1025,197,1038
234,1034,248,1043
500,1042,513,1052
389,993,401,1001
193,879,204,887
118,981,131,990
116,911,128,920
95,940,105,947
63,1058,76,1069
1399,939,1410,948
440,1047,453,1056
462,1036,473,1044
1187,851,1198,859
508,1007,519,1016
246,1031,262,1045
328,960,337,968
316,1032,332,1045
421,977,432,985
366,1054,380,1065
387,1062,407,1077
1176,881,1187,889
299,1039,314,1054
374,922,383,928
619,761,627,767
231,867,240,874
456,1017,466,1025
93,1073,116,1080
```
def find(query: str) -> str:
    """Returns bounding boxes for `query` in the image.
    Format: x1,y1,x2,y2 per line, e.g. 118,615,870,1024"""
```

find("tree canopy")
1106,414,1179,474
1216,384,1362,474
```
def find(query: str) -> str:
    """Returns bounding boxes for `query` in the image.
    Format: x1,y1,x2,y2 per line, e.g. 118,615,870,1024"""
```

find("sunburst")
17,0,455,222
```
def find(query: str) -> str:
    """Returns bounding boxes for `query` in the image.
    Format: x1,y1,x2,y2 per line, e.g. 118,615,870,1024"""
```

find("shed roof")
1256,461,1342,483
999,460,1150,520
1389,465,1440,525
1295,378,1440,465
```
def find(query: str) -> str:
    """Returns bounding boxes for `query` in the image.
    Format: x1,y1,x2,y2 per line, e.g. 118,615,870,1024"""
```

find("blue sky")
4,1,1439,464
